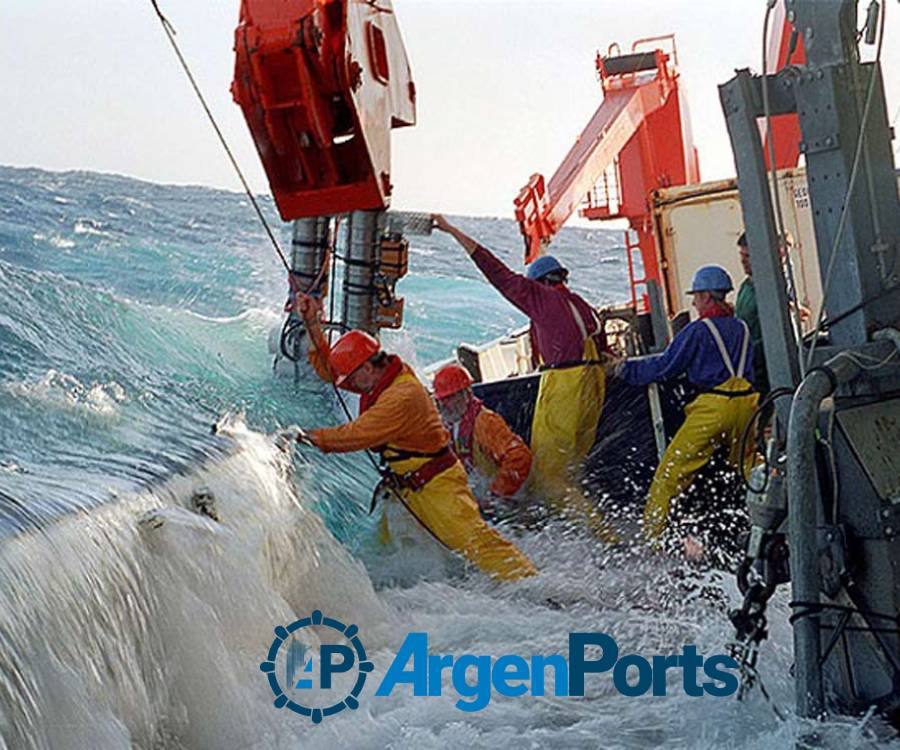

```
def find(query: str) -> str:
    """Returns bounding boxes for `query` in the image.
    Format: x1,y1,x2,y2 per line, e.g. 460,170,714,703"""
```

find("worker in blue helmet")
609,264,759,559
433,214,618,542
526,255,565,282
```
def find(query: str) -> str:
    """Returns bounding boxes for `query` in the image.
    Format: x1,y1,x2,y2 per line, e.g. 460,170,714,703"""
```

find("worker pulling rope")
150,2,401,511
154,3,538,582
149,2,404,522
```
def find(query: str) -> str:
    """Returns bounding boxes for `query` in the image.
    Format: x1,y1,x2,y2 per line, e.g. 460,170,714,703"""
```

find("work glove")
293,293,320,323
273,425,314,451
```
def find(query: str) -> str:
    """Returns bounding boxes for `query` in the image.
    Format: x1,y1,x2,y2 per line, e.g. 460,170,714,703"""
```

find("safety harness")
701,318,755,398
378,446,458,492
362,356,457,502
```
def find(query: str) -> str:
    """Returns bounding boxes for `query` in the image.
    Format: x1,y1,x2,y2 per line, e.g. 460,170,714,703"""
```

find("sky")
1,0,898,220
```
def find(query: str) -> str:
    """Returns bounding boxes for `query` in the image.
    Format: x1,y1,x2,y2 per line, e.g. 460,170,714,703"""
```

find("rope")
149,0,290,273
730,635,787,722
789,600,900,628
737,387,794,494
790,598,900,679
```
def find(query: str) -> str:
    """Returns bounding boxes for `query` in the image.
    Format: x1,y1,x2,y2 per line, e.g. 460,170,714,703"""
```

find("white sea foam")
0,428,396,750
41,235,75,250
180,306,282,330
6,370,127,416
1,425,896,749
73,219,111,237
0,460,26,474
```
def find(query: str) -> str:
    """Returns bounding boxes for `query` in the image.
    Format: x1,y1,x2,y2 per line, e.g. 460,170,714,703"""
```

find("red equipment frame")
762,1,806,170
232,0,416,220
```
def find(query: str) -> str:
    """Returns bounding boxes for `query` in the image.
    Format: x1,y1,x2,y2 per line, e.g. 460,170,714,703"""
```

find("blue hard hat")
527,255,567,281
688,265,734,294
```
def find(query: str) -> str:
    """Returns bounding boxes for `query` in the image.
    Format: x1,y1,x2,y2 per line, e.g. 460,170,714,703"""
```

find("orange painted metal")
232,0,416,220
514,35,700,316
762,1,806,170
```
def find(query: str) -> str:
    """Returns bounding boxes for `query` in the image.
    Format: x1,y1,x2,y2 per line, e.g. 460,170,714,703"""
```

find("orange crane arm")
513,43,697,265
514,79,672,263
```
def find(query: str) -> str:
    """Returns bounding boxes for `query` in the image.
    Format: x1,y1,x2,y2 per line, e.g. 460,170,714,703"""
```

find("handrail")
632,33,678,66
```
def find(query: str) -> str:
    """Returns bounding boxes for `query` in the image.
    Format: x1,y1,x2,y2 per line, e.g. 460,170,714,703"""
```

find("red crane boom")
514,19,802,314
514,37,700,313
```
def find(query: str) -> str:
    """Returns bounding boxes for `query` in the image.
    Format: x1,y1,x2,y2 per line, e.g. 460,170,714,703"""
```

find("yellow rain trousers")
378,456,537,581
529,336,614,539
308,356,536,582
643,376,759,540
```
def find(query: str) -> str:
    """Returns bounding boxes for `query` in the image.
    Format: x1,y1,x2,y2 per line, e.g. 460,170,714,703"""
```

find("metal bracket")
799,133,840,155
877,502,900,541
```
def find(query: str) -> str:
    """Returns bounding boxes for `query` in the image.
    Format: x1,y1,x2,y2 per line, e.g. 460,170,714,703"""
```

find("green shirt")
735,278,769,393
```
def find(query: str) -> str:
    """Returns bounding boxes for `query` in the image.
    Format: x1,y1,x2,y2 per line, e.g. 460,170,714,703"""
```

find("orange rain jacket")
454,400,532,498
306,332,450,455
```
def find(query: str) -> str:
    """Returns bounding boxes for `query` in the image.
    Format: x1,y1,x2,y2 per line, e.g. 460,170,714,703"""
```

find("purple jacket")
472,245,606,365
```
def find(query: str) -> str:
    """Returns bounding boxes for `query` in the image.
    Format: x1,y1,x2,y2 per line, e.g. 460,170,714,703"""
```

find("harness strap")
737,320,750,376
380,444,451,463
395,447,458,491
538,358,607,372
373,446,457,499
567,299,590,341
702,318,750,379
566,298,603,343
455,398,483,469
705,387,756,398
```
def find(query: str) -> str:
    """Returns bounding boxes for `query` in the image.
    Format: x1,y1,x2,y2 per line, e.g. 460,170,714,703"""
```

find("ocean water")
0,165,890,749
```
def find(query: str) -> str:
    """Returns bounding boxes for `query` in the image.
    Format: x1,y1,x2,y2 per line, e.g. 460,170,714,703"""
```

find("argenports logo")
262,614,740,722
259,610,373,724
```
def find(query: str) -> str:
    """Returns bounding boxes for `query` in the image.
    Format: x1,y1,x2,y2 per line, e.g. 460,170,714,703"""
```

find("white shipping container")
651,167,838,327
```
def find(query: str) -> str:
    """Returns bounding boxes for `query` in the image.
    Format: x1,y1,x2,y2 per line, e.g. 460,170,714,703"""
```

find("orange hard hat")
433,363,474,400
330,330,380,387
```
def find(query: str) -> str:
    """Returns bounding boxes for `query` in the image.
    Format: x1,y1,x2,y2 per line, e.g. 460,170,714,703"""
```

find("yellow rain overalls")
643,319,759,540
464,243,610,537
309,357,536,581
529,301,611,538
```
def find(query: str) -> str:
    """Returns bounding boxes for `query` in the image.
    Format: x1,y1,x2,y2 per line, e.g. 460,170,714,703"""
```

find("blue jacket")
621,316,754,390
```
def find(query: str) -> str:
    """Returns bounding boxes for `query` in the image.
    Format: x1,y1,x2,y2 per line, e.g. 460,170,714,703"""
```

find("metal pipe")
787,351,862,718
343,210,384,334
872,326,900,355
291,216,331,287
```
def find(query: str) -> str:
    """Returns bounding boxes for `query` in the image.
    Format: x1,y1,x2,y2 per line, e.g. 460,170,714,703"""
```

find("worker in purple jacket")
434,215,616,540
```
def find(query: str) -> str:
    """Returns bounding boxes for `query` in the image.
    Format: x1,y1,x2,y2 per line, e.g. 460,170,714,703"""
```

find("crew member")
432,362,532,514
612,265,758,553
734,232,769,395
432,215,610,535
289,295,537,581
